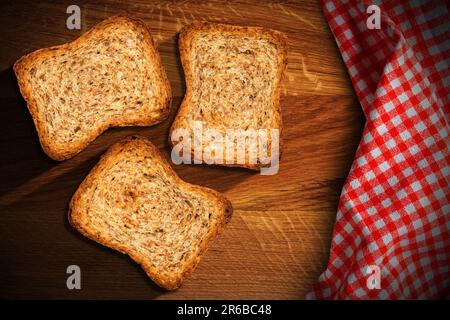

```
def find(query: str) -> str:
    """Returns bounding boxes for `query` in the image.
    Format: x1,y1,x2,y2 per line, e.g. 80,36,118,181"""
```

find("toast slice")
170,22,287,171
14,15,171,161
68,135,232,290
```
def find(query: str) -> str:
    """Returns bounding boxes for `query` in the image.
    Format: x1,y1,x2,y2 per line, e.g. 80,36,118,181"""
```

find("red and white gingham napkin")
307,1,449,299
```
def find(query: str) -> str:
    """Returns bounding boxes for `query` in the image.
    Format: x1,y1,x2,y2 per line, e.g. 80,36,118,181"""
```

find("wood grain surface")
0,0,365,299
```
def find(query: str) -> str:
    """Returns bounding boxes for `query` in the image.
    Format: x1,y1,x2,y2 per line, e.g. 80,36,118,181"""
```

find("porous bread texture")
69,135,232,290
170,22,287,169
14,15,171,160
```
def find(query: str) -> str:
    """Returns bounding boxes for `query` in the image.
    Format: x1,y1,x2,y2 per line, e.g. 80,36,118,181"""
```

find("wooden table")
0,0,365,299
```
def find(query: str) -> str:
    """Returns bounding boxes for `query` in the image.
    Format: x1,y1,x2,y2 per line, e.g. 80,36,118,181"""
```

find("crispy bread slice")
69,135,232,290
14,15,171,160
170,22,287,170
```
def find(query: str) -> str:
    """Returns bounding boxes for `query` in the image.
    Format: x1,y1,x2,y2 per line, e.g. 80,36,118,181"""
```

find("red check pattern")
307,1,449,299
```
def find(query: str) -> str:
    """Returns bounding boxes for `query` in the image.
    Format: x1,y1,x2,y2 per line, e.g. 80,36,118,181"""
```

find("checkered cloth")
307,1,449,299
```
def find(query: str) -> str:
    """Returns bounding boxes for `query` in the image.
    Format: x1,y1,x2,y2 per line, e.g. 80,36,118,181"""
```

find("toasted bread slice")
170,22,287,170
68,135,232,290
14,15,171,160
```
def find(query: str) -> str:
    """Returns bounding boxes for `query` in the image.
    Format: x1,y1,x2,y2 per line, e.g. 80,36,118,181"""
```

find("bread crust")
13,15,172,161
169,21,287,170
68,135,232,290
